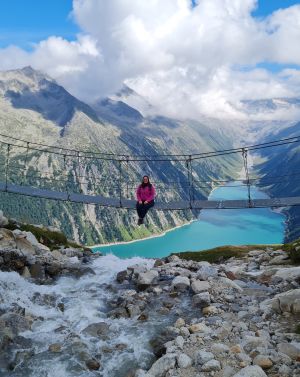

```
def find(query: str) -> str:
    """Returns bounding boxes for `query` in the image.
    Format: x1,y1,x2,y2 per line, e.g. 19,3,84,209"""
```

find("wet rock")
30,263,45,280
85,358,100,370
137,313,148,321
22,266,31,278
232,365,267,377
174,318,185,328
137,270,159,290
48,343,62,353
82,322,110,339
107,307,129,319
154,259,164,267
171,276,190,291
116,270,128,283
0,313,31,336
127,304,141,318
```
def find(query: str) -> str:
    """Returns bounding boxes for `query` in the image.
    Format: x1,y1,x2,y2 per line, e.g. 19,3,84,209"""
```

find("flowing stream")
0,255,194,377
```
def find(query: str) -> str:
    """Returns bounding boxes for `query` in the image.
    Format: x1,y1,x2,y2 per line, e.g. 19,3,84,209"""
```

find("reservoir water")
93,183,285,259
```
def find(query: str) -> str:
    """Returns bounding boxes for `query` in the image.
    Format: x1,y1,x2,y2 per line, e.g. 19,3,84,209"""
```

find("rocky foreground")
1,209,300,376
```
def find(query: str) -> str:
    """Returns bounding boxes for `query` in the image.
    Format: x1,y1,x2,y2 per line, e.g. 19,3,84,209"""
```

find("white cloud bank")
1,0,300,119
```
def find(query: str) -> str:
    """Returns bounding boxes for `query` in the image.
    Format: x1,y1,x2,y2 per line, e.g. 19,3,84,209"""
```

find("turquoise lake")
92,183,285,259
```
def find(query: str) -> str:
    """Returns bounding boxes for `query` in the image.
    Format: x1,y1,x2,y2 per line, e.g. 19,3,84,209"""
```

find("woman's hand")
144,200,148,204
139,201,143,204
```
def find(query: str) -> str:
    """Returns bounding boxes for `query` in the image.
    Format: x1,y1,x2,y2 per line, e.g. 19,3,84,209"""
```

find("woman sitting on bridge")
136,175,156,225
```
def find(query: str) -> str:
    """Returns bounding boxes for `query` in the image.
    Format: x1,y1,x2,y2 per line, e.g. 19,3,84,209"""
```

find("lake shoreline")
91,218,197,250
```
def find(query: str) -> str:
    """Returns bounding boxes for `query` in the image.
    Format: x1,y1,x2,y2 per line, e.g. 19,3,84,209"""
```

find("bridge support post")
242,148,252,207
186,155,194,209
118,160,123,207
5,144,11,191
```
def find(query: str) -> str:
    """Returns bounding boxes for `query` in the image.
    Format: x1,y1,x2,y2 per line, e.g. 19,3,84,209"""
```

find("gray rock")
116,270,128,283
146,353,176,377
0,210,8,227
278,365,292,375
197,262,218,280
201,359,221,372
232,365,267,377
195,350,214,365
177,353,192,368
272,289,300,314
191,280,210,294
81,322,110,339
192,292,211,308
278,342,300,360
171,276,190,291
29,263,45,280
137,270,159,289
218,277,243,292
211,343,230,354
273,267,300,281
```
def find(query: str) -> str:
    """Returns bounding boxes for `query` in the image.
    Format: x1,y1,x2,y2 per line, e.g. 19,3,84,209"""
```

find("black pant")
136,200,155,219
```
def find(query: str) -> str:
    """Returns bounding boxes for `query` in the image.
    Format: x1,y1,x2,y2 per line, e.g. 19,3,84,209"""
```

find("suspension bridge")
0,133,300,211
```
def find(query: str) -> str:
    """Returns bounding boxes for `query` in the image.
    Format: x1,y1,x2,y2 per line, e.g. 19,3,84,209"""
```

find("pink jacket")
136,184,156,202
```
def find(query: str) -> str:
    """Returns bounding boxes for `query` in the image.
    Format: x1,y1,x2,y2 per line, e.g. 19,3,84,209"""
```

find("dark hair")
141,175,152,188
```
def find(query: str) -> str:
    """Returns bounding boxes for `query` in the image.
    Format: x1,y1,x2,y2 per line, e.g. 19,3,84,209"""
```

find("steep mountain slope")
257,120,300,242
0,67,242,244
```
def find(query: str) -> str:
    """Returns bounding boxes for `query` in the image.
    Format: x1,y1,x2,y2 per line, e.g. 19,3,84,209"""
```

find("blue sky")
0,1,299,49
0,0,78,48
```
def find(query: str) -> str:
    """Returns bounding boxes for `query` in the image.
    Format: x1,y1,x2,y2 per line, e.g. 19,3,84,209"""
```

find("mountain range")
0,67,243,244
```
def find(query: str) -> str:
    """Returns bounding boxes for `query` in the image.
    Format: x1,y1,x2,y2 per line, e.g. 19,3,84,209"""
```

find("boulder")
232,365,267,377
218,277,243,292
197,262,218,280
85,358,100,370
271,289,300,314
137,270,159,289
278,342,300,361
145,353,176,377
191,280,210,294
189,323,210,334
253,355,273,369
195,350,214,365
177,353,192,368
201,359,221,372
171,276,190,292
192,292,211,308
116,270,128,283
81,322,110,339
0,210,8,227
273,266,300,281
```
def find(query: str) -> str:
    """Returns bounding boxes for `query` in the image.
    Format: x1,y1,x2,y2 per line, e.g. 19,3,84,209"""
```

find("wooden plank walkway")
1,182,300,210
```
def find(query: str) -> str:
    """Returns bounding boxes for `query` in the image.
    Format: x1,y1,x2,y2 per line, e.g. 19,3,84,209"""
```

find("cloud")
0,0,300,120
